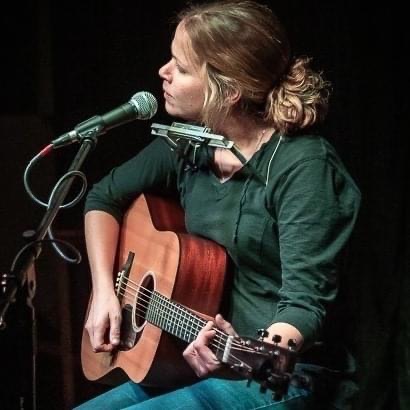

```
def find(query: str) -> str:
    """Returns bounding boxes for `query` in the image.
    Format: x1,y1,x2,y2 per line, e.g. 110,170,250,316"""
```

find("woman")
76,1,361,408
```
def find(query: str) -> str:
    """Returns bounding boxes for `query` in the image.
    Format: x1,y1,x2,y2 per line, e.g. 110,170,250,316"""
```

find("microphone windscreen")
130,91,158,120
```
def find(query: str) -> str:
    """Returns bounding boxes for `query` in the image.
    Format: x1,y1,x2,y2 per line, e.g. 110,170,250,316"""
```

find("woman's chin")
165,106,196,122
164,102,179,118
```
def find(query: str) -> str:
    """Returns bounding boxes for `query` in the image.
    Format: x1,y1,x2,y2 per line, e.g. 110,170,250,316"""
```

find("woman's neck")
215,115,274,159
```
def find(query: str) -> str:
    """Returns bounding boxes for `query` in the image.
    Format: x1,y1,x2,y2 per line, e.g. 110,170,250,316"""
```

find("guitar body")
81,194,229,388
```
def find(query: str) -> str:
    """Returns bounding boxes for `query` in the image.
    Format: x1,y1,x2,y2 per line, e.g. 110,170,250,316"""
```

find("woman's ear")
226,87,241,106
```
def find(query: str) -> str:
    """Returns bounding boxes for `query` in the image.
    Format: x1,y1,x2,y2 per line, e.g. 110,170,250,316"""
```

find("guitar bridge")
115,251,135,300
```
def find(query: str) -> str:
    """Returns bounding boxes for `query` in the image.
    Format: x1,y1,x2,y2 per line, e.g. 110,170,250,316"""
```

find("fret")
146,291,206,343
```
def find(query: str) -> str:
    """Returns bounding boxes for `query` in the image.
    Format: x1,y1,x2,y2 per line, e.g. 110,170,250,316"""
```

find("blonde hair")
178,0,330,135
267,56,330,134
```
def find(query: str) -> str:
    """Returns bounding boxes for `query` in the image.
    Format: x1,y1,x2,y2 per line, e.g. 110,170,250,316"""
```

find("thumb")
109,312,121,345
215,314,238,336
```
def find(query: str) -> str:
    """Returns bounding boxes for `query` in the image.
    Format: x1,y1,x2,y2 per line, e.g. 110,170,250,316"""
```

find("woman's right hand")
85,289,122,352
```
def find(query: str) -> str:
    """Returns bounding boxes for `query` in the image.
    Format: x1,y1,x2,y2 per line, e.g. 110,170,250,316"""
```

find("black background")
0,1,408,409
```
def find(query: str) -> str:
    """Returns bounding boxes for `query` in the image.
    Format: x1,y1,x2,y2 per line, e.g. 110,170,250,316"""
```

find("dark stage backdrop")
0,1,407,410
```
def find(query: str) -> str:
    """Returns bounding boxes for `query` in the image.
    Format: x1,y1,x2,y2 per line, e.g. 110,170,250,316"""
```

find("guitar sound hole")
135,273,155,328
118,273,155,350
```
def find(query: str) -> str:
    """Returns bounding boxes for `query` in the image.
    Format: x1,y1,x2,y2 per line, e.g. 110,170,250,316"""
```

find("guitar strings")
118,276,261,356
116,277,263,365
117,278,232,350
117,283,275,379
117,281,237,354
117,284,252,370
118,282,204,339
118,278,265,358
117,278,211,341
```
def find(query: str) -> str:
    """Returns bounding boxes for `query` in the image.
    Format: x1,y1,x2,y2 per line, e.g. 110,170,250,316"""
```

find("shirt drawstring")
233,135,283,243
233,177,252,243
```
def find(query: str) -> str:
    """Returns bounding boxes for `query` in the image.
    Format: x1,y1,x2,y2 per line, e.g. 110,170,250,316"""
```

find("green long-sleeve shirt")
84,133,360,356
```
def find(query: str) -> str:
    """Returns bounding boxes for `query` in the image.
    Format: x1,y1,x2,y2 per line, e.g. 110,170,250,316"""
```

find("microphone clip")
52,116,104,148
151,122,234,150
151,122,266,185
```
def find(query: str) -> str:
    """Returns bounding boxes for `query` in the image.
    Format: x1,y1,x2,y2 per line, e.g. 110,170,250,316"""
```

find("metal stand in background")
0,135,97,410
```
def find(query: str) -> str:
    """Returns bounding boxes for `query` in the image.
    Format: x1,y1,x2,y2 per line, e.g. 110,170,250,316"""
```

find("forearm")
85,210,120,293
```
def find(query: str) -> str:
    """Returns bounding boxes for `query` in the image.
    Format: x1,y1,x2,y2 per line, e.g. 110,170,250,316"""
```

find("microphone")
52,91,158,148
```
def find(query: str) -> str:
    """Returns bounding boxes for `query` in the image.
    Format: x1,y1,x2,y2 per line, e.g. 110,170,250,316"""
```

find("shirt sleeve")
84,137,178,223
272,157,361,347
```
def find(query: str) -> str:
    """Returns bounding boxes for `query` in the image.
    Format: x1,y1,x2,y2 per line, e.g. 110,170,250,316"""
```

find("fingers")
183,315,239,377
91,319,109,352
183,321,221,377
85,318,109,353
85,297,122,353
192,321,217,360
109,313,121,346
184,347,220,378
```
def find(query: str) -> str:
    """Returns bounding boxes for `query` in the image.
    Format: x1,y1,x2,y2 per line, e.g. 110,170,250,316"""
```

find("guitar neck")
143,290,296,390
146,290,209,344
145,291,232,363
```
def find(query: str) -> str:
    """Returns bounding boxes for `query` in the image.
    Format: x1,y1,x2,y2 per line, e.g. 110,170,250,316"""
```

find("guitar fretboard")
146,291,207,344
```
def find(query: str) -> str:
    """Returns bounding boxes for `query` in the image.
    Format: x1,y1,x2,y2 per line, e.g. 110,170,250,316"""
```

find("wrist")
91,275,116,294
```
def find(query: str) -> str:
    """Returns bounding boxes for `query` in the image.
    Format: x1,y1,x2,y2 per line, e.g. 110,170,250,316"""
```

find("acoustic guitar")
81,194,297,397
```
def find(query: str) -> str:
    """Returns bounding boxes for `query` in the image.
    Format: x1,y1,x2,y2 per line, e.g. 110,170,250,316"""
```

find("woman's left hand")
183,314,238,378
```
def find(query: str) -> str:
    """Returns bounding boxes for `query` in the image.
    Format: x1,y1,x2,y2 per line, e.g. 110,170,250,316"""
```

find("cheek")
173,84,204,108
186,90,202,105
187,86,205,107
165,76,205,118
184,93,204,119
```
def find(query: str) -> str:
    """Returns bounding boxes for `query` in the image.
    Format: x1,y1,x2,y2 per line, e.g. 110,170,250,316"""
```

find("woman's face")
159,23,205,121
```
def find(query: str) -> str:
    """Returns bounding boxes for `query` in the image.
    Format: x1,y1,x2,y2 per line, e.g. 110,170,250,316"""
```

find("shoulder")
263,134,361,198
276,134,337,162
263,134,348,176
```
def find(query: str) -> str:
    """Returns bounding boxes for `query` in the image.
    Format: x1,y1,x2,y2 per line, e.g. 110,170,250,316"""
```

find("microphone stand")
0,133,98,410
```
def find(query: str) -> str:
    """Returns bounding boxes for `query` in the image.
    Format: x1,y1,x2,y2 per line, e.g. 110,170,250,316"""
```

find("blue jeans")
74,365,357,409
74,379,312,410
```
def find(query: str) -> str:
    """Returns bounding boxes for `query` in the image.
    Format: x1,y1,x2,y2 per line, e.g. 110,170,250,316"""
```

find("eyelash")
176,64,187,74
171,56,187,74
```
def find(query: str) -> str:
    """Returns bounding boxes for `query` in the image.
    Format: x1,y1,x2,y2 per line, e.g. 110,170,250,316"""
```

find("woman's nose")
159,60,172,81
